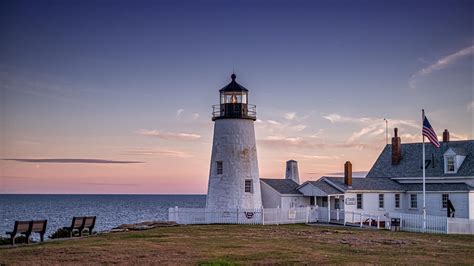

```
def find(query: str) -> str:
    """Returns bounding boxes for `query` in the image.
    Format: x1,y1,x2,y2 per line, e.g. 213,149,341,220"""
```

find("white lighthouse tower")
206,74,262,210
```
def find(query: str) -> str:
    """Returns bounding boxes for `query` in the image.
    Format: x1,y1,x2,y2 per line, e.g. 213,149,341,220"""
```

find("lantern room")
220,74,248,104
212,73,256,121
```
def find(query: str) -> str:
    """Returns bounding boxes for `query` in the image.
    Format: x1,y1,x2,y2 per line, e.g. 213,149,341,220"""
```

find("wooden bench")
81,216,96,236
63,216,96,237
6,220,47,245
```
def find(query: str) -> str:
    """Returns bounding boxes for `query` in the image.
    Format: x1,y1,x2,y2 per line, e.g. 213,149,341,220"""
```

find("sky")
0,0,472,194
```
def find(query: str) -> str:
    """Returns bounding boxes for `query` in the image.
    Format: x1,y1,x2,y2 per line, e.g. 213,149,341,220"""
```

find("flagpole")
422,109,426,232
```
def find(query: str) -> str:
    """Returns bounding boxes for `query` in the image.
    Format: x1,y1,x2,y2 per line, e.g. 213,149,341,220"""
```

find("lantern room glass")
220,91,247,104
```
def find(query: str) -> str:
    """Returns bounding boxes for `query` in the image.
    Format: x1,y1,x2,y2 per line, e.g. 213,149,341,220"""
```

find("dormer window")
446,156,455,173
443,147,466,174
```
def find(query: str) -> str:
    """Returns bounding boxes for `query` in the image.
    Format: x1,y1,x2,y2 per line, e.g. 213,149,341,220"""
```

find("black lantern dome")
212,74,256,121
219,73,248,93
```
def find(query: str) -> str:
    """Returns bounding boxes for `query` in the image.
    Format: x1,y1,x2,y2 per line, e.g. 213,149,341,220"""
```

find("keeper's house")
261,128,474,219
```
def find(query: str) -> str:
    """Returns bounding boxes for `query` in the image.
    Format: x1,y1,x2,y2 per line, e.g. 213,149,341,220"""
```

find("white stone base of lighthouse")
206,119,262,210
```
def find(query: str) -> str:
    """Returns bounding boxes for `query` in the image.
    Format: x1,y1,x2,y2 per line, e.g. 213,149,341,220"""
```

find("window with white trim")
442,194,449,209
378,194,384,209
335,198,340,209
410,194,417,209
446,156,455,173
395,194,400,208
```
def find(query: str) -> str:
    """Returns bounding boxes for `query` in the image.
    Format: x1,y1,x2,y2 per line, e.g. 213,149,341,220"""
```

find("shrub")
49,228,72,239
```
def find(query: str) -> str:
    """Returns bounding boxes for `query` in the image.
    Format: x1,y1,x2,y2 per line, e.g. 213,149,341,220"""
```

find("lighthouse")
206,74,262,210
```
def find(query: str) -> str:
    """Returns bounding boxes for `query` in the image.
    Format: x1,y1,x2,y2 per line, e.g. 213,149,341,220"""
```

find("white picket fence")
447,217,474,234
168,207,309,225
385,212,448,234
168,206,474,234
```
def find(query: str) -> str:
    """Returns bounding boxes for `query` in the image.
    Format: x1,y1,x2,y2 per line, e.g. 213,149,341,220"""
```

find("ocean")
0,194,206,240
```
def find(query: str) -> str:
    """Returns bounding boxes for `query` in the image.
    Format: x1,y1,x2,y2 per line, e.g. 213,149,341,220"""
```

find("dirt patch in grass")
0,224,473,264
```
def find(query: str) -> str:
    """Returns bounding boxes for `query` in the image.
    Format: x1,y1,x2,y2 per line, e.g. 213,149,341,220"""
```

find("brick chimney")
344,161,352,187
392,128,401,165
443,129,449,143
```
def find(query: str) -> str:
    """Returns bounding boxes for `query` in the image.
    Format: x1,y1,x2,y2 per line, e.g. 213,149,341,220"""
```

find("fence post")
377,216,380,229
399,214,402,231
175,206,179,224
446,217,449,234
360,214,363,228
344,211,347,226
278,206,281,226
306,206,310,224
261,206,265,225
236,207,239,224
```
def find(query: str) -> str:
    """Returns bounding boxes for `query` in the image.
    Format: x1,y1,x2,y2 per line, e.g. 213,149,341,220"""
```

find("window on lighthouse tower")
216,161,223,175
244,180,252,193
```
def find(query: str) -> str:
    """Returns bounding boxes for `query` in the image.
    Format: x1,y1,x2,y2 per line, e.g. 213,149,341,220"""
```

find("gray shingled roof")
401,183,473,192
260,178,302,194
307,180,344,194
322,176,405,191
308,177,472,193
366,140,473,178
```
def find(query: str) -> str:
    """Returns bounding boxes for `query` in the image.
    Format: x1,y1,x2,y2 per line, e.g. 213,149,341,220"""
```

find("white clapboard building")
261,129,474,219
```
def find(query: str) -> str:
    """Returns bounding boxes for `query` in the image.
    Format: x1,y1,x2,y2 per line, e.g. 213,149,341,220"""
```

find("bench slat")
73,217,84,228
83,216,95,227
31,220,47,232
16,221,31,233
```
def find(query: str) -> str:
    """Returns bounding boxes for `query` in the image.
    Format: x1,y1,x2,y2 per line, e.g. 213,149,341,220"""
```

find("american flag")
423,116,440,148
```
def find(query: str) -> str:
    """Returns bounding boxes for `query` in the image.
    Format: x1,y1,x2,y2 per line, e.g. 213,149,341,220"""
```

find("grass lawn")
1,224,473,264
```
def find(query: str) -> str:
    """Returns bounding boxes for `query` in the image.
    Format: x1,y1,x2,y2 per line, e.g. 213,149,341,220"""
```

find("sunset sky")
1,0,473,194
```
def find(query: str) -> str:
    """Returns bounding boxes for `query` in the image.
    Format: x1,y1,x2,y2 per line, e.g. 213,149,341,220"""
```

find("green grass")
1,224,473,265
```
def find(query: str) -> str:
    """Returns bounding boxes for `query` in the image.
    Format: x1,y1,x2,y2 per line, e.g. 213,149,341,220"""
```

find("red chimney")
443,129,449,143
344,161,352,187
392,128,401,165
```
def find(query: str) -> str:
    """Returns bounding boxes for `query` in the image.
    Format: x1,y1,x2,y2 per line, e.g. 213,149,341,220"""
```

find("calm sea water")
0,194,206,240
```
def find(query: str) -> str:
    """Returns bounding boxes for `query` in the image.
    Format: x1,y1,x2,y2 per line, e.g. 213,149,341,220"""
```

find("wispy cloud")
256,119,307,133
450,132,469,140
323,113,419,143
409,45,474,88
176,109,184,117
137,129,201,141
258,135,376,151
284,112,297,120
468,101,474,112
123,148,193,158
2,158,144,164
323,114,372,124
192,113,200,119
84,182,139,186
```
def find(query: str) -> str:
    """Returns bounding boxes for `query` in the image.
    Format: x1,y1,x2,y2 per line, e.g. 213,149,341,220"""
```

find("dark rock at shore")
111,221,178,232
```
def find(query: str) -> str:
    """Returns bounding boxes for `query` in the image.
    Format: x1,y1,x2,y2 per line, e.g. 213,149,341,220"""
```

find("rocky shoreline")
109,221,178,232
